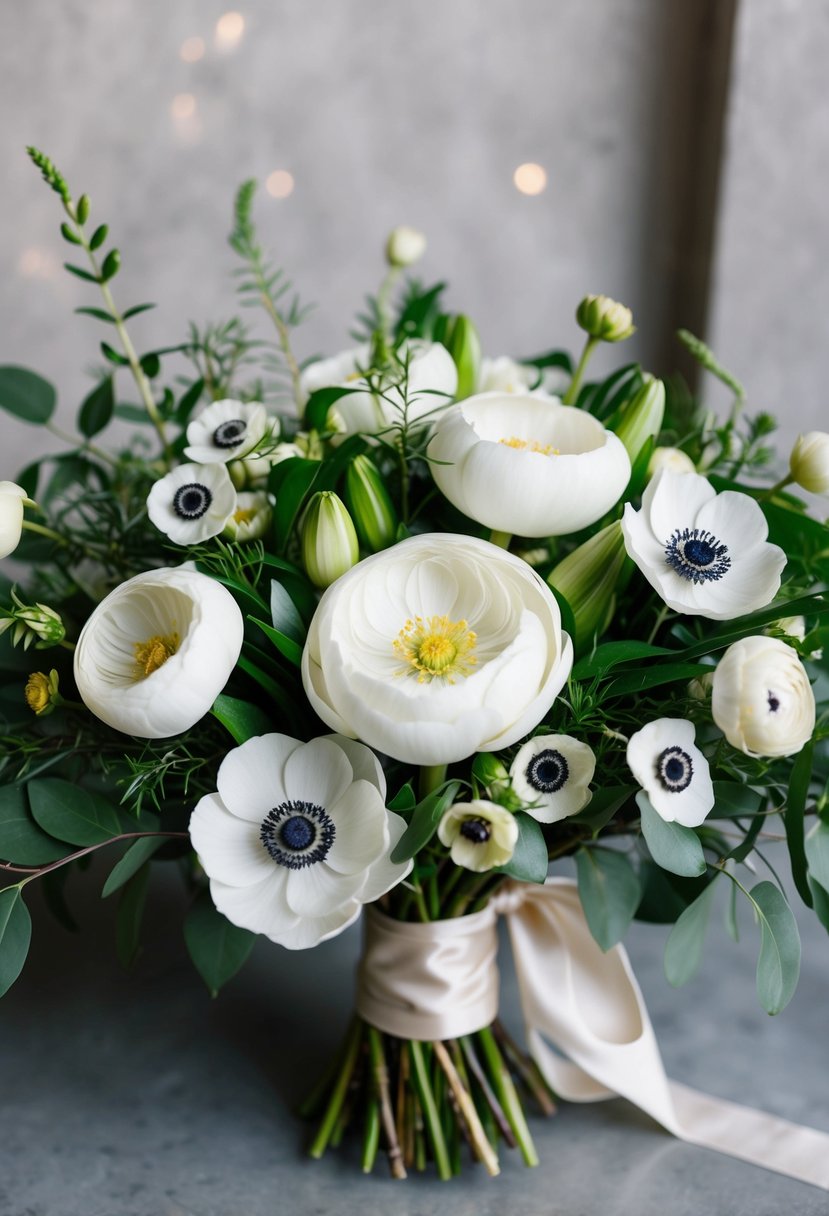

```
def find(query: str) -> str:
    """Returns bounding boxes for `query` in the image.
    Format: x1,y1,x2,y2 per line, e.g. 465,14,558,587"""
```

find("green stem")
376,265,401,364
408,1041,452,1181
477,1026,539,1167
46,420,117,466
646,603,672,645
259,288,304,416
562,335,598,405
419,764,447,800
21,520,68,546
308,1018,363,1159
760,474,795,501
361,1099,380,1173
488,530,512,550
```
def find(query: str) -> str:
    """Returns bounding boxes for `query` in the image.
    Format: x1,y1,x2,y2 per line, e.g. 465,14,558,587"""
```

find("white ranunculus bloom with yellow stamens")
74,567,243,738
190,732,411,948
438,799,518,872
427,393,631,537
184,398,270,465
301,533,573,766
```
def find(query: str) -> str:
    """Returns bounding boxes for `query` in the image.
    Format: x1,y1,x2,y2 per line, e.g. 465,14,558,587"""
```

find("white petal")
325,781,388,875
210,869,292,939
322,735,386,798
285,862,364,916
216,733,302,822
282,736,355,808
189,793,275,886
279,901,363,949
645,470,716,544
358,812,413,901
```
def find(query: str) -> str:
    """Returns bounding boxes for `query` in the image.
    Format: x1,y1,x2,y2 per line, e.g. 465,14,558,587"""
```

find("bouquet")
1,147,828,1186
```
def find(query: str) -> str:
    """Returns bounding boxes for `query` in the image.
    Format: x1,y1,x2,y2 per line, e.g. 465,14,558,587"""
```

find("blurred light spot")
215,11,245,49
180,36,205,63
266,170,295,199
513,163,547,196
18,247,57,279
171,93,197,120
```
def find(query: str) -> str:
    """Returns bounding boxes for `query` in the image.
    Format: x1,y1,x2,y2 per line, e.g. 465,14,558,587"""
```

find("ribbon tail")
502,877,829,1191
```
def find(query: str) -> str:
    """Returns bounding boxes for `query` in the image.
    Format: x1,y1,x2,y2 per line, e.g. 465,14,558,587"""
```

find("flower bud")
385,226,426,268
789,431,829,495
712,635,816,758
548,521,626,650
611,376,665,464
767,615,806,643
301,491,360,589
576,294,635,343
25,669,61,716
344,455,397,552
0,590,65,650
222,491,273,542
648,446,696,479
471,752,512,800
0,482,30,559
442,314,482,402
687,671,714,701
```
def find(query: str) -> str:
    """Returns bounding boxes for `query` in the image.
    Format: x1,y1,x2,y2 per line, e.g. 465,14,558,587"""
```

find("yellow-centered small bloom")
25,669,60,716
393,615,477,684
438,799,518,872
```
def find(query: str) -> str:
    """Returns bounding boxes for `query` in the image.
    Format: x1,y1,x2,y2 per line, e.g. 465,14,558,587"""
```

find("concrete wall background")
0,0,825,471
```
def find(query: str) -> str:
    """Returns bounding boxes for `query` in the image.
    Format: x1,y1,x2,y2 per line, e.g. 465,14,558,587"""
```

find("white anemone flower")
626,718,714,827
510,734,595,823
437,799,518,872
301,533,573,766
427,393,631,537
0,481,29,559
183,399,270,464
222,491,273,542
711,635,816,758
621,469,786,620
147,463,237,545
74,567,244,738
299,341,457,438
189,733,412,948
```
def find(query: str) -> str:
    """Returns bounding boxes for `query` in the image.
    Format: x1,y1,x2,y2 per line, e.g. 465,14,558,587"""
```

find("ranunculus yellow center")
233,506,257,525
499,435,559,456
134,633,179,678
393,615,478,684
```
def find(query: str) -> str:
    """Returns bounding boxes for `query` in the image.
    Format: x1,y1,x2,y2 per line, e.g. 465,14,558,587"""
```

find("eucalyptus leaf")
390,781,462,864
750,880,800,1015
102,837,164,899
78,376,114,438
0,783,68,865
28,777,125,845
184,891,256,997
575,846,641,951
711,781,764,819
637,792,706,878
805,818,829,891
495,813,548,884
212,693,273,745
0,365,56,425
664,878,719,987
0,887,32,998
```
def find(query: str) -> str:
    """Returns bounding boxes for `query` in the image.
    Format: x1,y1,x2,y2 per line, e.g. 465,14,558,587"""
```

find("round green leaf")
184,892,256,997
0,783,68,865
637,792,706,878
28,777,124,845
0,887,32,998
0,365,56,425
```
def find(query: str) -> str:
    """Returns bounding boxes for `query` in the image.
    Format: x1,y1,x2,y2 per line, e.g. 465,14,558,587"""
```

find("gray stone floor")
1,863,828,1216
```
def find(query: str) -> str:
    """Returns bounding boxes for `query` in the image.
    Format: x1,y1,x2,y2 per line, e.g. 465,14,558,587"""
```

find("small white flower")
386,226,426,268
789,431,829,495
147,463,237,545
189,733,412,949
712,635,816,758
626,718,714,827
74,566,244,738
0,481,29,559
510,734,595,823
222,491,273,542
621,469,786,620
438,799,518,872
478,357,540,396
647,446,696,478
302,532,573,766
427,392,631,537
184,399,270,465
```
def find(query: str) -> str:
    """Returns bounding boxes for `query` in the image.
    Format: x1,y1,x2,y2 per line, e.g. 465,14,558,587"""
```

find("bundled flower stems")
1,149,827,1185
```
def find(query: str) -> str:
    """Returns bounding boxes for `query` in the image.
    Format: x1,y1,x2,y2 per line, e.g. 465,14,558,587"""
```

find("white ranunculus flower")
0,481,28,559
437,799,518,872
222,491,273,542
510,734,595,823
621,469,786,620
711,636,816,758
477,357,568,398
427,392,631,537
189,732,411,948
789,431,829,495
647,446,696,478
147,462,237,545
299,341,457,438
626,718,714,827
183,399,270,465
74,567,244,738
301,533,573,766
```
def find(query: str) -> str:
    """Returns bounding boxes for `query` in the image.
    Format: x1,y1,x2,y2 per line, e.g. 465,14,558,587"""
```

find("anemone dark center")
260,800,335,869
213,419,247,449
655,746,694,793
664,528,731,584
460,817,492,844
172,482,212,520
768,690,781,712
526,748,569,794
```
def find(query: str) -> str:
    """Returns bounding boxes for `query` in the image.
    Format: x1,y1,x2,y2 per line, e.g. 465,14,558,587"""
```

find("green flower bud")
443,314,482,402
547,521,626,651
344,455,398,552
576,294,635,343
301,491,360,589
790,431,829,495
385,226,426,268
611,376,665,464
0,591,66,650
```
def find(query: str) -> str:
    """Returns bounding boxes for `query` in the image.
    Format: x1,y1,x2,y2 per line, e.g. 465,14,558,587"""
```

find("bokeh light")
180,36,205,63
266,170,295,199
513,163,547,196
17,247,57,279
171,93,197,120
215,12,245,50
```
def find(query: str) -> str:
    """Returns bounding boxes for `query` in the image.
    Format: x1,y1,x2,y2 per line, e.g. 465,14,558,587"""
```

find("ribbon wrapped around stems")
356,877,829,1191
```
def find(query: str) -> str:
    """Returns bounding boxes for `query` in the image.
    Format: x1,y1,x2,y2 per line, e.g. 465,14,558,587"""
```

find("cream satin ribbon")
356,877,829,1191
